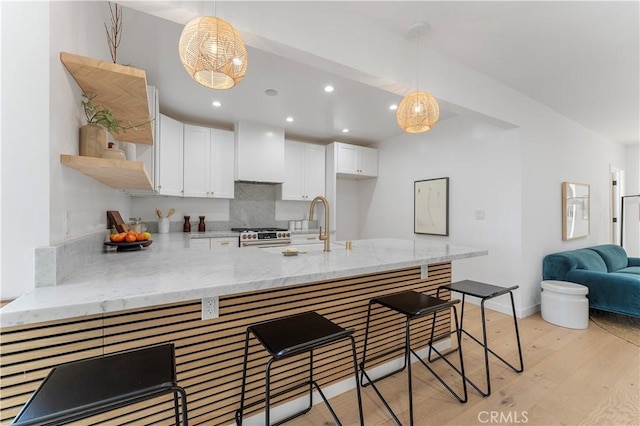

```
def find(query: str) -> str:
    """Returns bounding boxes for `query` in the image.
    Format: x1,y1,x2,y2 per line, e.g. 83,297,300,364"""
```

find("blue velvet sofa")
543,244,640,318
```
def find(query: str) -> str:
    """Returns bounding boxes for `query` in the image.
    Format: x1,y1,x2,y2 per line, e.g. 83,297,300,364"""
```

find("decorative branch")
105,2,122,63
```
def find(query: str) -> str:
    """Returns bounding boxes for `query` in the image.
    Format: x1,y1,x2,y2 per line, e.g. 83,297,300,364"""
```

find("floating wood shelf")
60,52,153,144
61,155,152,191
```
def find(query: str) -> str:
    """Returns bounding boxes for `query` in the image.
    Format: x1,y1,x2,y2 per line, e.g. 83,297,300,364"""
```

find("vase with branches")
105,2,122,64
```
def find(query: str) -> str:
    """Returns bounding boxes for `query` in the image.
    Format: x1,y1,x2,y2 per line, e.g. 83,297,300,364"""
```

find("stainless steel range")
231,227,291,248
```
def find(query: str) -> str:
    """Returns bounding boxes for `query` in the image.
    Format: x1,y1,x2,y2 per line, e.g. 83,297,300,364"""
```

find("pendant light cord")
416,30,420,93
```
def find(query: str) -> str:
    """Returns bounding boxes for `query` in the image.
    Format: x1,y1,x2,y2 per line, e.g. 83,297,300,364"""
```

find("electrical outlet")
202,296,219,320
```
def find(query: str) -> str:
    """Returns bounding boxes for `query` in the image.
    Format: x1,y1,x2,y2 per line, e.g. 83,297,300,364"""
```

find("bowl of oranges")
105,231,152,251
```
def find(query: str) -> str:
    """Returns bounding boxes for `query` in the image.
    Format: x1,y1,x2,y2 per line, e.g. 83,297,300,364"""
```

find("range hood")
234,120,285,183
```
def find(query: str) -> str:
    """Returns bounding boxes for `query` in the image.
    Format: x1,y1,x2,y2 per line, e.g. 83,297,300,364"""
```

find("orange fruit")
110,233,124,243
125,233,137,243
136,233,146,241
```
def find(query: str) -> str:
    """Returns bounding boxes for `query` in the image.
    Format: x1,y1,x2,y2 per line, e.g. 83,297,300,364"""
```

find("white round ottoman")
541,280,589,329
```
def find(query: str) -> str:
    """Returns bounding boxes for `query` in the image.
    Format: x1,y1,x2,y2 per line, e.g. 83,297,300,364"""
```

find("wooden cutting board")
107,210,130,233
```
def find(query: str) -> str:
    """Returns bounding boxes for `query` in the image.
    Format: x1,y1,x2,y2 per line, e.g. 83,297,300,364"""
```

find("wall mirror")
562,182,590,240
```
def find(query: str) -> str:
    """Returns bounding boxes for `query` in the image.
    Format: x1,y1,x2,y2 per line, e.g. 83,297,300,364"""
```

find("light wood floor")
288,305,640,426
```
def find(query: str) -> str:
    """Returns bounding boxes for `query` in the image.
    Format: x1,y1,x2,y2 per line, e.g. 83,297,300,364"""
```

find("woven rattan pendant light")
397,23,439,133
178,16,247,90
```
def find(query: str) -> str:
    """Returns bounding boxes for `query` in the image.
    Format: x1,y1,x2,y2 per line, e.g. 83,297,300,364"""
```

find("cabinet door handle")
220,241,230,246
306,237,316,240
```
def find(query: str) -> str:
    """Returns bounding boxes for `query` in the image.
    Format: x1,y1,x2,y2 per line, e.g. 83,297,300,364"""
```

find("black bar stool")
11,343,188,426
433,280,524,397
235,311,364,426
359,290,467,426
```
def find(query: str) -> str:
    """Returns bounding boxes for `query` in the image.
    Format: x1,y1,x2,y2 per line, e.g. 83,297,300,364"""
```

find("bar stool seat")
235,311,363,426
434,280,524,397
359,290,467,426
11,343,188,426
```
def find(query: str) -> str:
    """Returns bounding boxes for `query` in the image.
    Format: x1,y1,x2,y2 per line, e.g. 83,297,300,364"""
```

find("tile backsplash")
133,182,316,232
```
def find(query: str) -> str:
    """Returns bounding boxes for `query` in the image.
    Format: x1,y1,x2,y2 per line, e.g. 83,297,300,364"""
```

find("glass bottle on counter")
198,216,206,232
183,216,191,233
128,217,142,234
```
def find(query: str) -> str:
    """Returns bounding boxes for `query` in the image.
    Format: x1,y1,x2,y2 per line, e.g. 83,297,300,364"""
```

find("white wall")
1,2,50,299
361,115,523,313
622,144,640,256
1,2,132,299
362,103,628,318
49,1,131,246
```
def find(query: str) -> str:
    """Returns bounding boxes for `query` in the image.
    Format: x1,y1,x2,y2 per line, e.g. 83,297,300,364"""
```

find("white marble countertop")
0,235,487,327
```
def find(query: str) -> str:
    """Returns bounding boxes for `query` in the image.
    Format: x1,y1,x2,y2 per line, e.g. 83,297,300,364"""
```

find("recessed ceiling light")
389,104,398,110
265,89,278,96
324,85,334,93
212,101,222,107
342,128,349,133
286,116,294,122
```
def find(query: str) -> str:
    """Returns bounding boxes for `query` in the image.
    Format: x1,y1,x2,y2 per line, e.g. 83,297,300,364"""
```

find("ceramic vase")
79,124,108,158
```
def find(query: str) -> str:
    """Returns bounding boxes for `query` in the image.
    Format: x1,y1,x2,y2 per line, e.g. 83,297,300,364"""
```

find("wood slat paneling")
0,263,451,425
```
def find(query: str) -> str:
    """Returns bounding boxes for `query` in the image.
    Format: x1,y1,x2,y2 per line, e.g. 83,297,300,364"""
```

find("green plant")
81,93,152,134
82,93,121,133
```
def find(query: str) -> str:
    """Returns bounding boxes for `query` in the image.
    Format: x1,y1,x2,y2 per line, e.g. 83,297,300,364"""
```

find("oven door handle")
242,240,291,248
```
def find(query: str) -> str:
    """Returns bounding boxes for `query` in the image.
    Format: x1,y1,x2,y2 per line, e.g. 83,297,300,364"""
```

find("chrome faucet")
308,195,330,252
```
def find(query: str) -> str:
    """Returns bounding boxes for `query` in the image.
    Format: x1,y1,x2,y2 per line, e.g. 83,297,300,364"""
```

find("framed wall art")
562,181,590,240
414,177,449,236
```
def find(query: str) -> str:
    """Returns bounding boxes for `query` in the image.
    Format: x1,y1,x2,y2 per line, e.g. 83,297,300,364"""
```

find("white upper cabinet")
156,114,184,196
183,125,235,199
183,124,209,198
235,121,284,183
209,129,235,199
281,140,325,201
334,142,378,178
303,143,326,198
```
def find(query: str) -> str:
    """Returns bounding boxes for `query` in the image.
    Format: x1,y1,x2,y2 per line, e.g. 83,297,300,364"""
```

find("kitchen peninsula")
0,237,486,425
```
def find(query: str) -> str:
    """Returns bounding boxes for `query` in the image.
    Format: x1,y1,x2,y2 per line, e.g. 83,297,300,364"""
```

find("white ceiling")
119,1,639,145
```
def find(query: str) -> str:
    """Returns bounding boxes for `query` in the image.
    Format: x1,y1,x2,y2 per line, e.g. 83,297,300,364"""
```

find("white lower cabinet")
290,233,321,245
188,237,239,251
188,237,239,250
188,238,210,249
280,140,325,200
210,237,238,250
183,125,234,199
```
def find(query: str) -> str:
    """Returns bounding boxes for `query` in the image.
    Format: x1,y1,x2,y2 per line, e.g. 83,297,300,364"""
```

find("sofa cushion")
542,249,607,281
589,244,628,272
572,249,608,272
615,266,640,275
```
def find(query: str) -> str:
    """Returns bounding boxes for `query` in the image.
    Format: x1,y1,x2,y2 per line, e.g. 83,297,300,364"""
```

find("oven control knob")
242,234,246,239
277,233,282,237
286,232,290,237
252,234,257,239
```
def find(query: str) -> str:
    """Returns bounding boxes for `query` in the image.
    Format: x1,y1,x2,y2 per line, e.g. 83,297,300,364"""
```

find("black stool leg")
480,298,491,396
509,291,525,373
236,329,251,425
173,391,180,426
359,302,403,426
440,290,524,397
349,335,365,426
420,306,467,403
172,387,188,426
405,317,414,426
